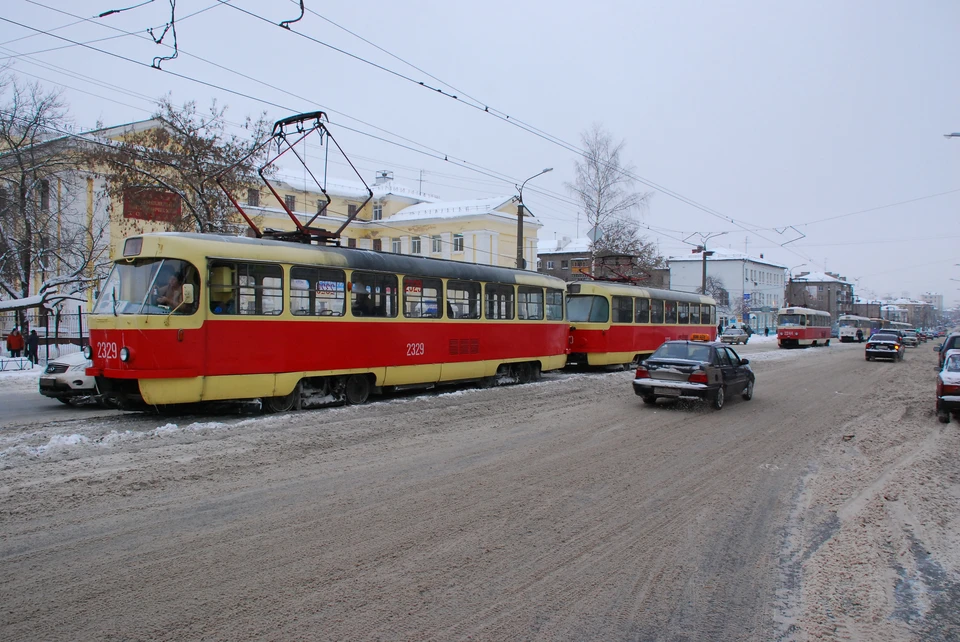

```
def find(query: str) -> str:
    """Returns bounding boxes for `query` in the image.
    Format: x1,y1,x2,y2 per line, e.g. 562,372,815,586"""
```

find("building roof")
537,236,591,255
272,175,439,203
667,246,787,269
390,196,531,224
791,271,850,284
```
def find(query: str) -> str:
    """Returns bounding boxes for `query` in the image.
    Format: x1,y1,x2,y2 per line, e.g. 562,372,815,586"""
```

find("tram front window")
567,295,609,323
94,258,199,315
778,314,805,326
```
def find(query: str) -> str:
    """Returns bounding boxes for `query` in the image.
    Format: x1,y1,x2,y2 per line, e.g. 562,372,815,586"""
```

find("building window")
347,204,358,218
373,203,382,221
453,233,464,252
432,235,442,253
247,189,259,207
347,238,356,248
316,200,327,216
373,239,382,252
391,238,401,253
411,237,421,254
546,260,555,270
284,195,296,211
560,260,569,270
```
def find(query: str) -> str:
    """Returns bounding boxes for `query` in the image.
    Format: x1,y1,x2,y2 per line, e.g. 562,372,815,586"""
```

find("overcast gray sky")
3,0,958,306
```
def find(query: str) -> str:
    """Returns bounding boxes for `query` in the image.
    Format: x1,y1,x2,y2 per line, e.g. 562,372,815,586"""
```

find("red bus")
566,281,717,367
776,306,832,348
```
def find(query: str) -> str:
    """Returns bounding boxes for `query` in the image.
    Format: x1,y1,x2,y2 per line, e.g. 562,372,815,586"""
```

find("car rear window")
872,334,898,341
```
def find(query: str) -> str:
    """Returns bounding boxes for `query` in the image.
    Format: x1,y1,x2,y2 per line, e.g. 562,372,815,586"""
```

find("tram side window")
351,271,398,318
650,299,664,324
702,304,715,325
678,302,689,324
690,302,701,324
545,288,564,320
447,280,481,319
485,283,515,320
209,262,282,315
612,296,633,323
290,266,345,316
518,286,544,320
634,297,650,323
664,300,678,324
404,276,442,318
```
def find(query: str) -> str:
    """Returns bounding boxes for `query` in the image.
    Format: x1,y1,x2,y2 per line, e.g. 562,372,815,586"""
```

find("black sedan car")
632,340,754,410
864,332,904,362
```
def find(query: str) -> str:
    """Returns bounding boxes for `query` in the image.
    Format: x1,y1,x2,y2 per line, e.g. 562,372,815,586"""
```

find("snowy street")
1,339,957,641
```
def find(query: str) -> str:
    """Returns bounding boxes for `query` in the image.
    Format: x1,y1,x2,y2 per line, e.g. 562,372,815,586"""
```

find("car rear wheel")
711,386,725,410
742,380,754,401
642,395,657,405
938,409,950,424
865,355,871,361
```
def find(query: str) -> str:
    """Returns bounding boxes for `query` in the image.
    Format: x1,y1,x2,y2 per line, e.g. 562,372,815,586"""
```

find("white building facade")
668,248,787,332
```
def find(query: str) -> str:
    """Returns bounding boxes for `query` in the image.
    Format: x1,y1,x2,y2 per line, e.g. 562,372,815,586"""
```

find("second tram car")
565,281,717,367
776,306,833,348
85,233,570,410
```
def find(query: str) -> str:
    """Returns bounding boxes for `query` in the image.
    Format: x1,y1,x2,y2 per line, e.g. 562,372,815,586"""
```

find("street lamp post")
787,263,806,306
516,168,553,269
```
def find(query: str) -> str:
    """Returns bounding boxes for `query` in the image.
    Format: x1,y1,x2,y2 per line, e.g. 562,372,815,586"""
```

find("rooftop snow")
667,246,787,269
792,271,850,284
390,196,533,223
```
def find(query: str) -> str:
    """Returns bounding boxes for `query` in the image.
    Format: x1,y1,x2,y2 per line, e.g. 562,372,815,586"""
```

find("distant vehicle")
936,351,960,423
900,330,920,347
632,339,754,410
721,328,750,344
934,332,960,369
837,315,872,342
776,306,832,348
38,351,103,406
865,333,905,362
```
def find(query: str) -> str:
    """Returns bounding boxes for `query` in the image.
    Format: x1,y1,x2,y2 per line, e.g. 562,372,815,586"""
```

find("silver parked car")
38,351,104,406
720,328,750,345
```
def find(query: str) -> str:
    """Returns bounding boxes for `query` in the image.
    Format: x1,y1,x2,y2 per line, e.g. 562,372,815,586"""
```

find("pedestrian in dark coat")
26,330,40,366
6,328,24,357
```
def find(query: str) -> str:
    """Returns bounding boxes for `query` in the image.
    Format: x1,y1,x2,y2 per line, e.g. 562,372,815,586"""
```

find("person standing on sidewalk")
26,330,40,366
6,328,24,357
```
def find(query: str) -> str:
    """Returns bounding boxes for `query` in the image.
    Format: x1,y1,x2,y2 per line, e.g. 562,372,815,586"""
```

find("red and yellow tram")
776,306,832,348
86,233,570,410
565,281,717,367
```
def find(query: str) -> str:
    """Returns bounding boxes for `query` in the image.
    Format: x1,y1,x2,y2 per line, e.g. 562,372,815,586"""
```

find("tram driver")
156,273,182,308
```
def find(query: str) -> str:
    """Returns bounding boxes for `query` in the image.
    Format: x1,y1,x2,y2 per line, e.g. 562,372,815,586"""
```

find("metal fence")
2,306,88,363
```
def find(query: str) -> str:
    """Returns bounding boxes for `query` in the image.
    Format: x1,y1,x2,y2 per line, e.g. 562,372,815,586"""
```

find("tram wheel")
265,385,299,413
711,386,725,410
516,363,532,384
344,374,371,405
529,362,542,381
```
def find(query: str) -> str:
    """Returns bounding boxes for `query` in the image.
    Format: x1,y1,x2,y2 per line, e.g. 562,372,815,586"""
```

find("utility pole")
684,231,727,294
516,168,553,269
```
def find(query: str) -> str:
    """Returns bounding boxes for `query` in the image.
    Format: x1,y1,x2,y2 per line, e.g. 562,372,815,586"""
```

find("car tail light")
865,343,874,349
943,383,960,395
635,367,650,379
688,371,708,384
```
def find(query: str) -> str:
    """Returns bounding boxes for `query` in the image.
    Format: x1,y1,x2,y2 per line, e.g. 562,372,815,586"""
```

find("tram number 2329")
96,341,119,360
406,342,425,357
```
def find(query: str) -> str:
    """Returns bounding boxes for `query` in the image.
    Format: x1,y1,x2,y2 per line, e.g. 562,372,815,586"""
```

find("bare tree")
567,123,652,267
0,73,106,327
591,218,664,282
703,275,729,307
90,96,272,234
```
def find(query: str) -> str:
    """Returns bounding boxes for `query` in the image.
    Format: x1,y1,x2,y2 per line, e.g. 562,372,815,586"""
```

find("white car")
38,351,103,406
720,328,750,345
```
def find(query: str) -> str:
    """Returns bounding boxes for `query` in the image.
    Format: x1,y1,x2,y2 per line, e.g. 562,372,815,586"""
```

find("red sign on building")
122,188,181,223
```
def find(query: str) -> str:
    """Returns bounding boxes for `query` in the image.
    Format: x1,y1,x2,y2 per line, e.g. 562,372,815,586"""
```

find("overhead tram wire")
5,11,684,240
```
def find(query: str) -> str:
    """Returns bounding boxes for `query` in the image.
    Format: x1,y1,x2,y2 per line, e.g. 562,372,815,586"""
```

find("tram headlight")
82,344,92,359
119,347,131,362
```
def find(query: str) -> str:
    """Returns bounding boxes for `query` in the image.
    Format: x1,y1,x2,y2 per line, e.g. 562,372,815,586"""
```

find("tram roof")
128,233,565,287
566,280,715,304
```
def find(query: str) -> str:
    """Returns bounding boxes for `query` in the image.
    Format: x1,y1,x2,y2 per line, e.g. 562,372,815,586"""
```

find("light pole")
685,231,726,294
787,264,806,306
516,168,552,269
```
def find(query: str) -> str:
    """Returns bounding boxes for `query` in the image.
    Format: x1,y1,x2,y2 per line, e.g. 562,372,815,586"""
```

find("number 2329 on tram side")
565,281,718,367
85,233,570,411
776,306,832,348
